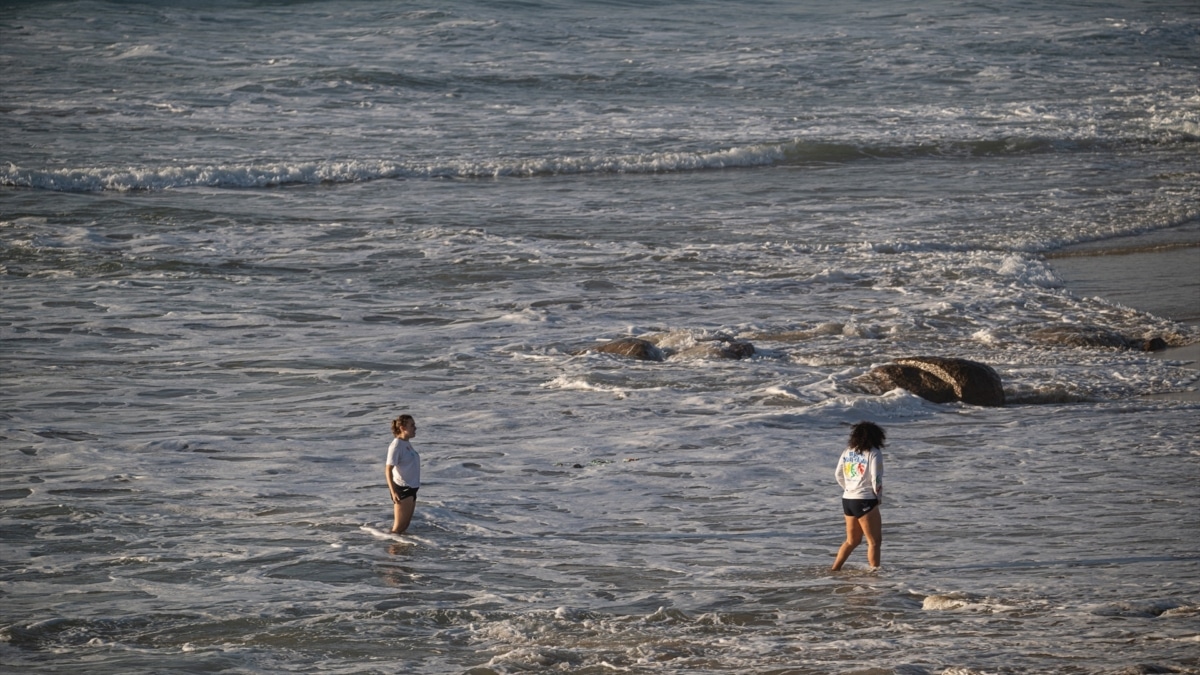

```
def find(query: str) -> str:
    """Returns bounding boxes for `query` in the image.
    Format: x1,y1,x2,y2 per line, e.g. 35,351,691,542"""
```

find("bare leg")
861,507,882,568
391,496,416,534
831,515,863,571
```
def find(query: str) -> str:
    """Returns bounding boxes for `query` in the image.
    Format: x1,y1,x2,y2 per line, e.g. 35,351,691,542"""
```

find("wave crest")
5,135,1191,192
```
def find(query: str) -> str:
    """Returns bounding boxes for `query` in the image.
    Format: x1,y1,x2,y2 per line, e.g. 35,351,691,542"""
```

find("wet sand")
1046,226,1200,400
1143,341,1200,401
1047,244,1200,326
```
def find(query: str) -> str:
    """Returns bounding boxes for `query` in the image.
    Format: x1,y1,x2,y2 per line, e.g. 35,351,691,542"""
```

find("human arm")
871,450,883,503
384,439,404,502
384,463,400,503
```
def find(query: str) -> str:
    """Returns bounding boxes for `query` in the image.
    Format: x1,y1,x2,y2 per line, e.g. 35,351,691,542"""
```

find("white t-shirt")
835,447,882,501
386,438,421,488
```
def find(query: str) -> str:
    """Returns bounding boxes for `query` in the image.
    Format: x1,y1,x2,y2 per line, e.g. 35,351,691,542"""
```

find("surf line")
360,524,438,548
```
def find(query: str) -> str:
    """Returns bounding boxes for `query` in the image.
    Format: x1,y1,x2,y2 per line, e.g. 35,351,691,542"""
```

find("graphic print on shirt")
842,451,868,481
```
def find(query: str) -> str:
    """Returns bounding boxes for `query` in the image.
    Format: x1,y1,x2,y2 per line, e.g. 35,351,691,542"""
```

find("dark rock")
1031,325,1168,352
1139,337,1168,352
861,363,959,403
587,337,665,361
673,339,756,360
721,340,756,360
859,356,1006,407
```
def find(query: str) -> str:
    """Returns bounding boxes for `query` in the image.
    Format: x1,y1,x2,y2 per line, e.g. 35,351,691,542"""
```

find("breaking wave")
6,135,1192,192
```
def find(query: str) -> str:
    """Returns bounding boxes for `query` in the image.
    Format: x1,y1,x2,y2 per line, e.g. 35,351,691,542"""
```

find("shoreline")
1046,229,1200,401
1046,242,1200,328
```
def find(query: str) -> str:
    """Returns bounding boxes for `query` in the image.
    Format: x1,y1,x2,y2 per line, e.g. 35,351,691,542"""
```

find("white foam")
1,144,793,192
359,524,418,544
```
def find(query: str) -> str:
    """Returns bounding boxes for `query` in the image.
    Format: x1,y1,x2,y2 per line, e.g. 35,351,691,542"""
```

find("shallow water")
3,2,1199,673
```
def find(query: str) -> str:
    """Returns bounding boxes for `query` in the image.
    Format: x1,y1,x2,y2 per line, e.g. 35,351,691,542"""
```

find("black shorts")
391,486,419,502
842,498,879,518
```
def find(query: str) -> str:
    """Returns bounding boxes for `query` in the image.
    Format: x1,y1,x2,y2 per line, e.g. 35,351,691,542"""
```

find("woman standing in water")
385,414,421,534
832,421,885,571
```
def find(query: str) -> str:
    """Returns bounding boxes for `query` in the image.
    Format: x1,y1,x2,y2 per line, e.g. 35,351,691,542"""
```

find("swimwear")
842,498,879,518
391,486,419,502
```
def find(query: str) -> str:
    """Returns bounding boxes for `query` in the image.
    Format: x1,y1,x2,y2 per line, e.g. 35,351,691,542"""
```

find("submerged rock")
858,356,1006,407
584,337,665,361
1031,325,1168,352
1140,337,1169,352
580,333,756,362
672,339,756,361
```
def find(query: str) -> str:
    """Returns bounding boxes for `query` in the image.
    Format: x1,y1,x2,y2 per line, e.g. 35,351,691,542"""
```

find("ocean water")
3,1,1199,673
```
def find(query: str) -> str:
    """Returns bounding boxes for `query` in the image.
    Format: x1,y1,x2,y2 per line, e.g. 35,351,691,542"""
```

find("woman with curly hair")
832,421,885,571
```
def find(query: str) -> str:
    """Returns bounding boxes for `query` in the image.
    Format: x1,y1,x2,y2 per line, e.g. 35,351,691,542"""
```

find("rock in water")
1031,325,1130,349
1030,325,1169,352
860,356,1005,407
587,337,665,361
864,363,959,403
673,339,756,360
1139,336,1168,352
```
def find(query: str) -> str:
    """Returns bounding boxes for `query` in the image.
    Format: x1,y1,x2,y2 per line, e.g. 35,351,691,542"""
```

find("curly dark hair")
848,421,885,451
